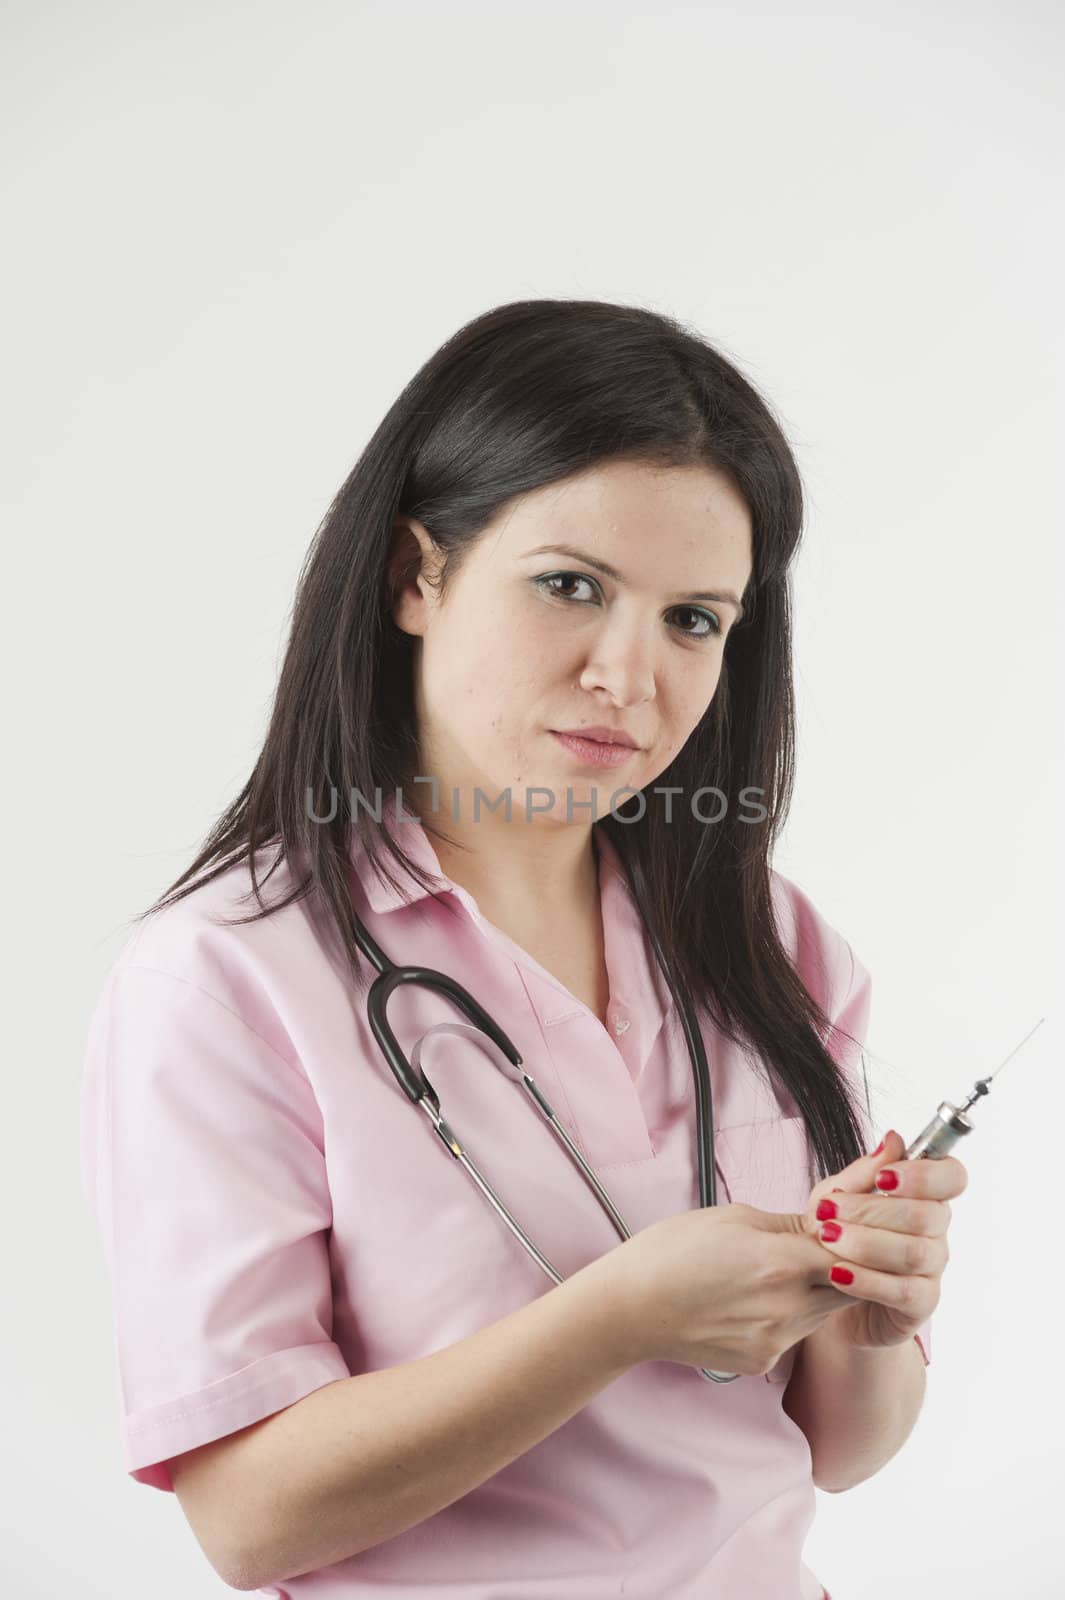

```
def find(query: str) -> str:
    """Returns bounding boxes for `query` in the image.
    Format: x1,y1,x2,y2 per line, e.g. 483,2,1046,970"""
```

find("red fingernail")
876,1169,899,1190
871,1139,885,1155
816,1199,838,1221
820,1221,843,1242
830,1264,854,1285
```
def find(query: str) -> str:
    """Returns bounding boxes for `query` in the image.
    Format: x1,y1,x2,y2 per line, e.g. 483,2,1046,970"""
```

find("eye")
670,604,722,639
536,571,597,603
533,572,723,639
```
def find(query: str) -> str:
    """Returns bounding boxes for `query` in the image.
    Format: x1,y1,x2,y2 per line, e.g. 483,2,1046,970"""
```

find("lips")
552,726,639,749
550,730,640,769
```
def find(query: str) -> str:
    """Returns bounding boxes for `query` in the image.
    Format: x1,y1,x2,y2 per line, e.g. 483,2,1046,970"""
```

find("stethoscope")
348,843,741,1385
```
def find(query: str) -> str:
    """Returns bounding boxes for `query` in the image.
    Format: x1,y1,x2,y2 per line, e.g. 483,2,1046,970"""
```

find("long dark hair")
134,298,871,1183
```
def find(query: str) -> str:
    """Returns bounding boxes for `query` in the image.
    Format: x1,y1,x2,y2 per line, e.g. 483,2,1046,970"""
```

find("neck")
413,807,601,923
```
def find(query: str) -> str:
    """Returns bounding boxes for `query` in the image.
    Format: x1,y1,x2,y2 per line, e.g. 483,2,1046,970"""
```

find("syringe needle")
956,1016,1046,1116
985,1016,1045,1085
903,1017,1047,1161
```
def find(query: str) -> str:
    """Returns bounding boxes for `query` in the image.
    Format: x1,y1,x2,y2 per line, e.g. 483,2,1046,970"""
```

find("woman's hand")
802,1129,967,1351
603,1201,855,1377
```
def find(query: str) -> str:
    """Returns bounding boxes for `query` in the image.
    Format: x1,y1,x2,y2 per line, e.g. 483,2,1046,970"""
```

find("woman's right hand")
597,1203,849,1377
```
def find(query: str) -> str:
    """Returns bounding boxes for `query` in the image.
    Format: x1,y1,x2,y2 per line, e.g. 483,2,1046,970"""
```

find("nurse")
81,298,963,1599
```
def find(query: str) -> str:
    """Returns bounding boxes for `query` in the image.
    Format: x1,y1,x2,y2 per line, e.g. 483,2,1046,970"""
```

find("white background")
3,1,1062,1595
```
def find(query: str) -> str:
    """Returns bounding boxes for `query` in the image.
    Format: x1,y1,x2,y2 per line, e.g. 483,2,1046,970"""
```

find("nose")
575,614,657,707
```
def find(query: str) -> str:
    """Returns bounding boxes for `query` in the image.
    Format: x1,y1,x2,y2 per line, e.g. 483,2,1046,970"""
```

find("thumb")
829,1126,907,1198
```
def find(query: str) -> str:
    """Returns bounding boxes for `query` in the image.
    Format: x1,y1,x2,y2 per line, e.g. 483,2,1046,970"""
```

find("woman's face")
390,459,753,829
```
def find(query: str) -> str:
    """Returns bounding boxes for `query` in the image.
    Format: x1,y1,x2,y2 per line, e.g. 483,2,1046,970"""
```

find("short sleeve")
80,963,352,1492
827,943,932,1369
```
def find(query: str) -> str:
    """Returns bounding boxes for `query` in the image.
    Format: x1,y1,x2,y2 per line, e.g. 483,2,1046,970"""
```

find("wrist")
572,1244,649,1374
810,1311,923,1363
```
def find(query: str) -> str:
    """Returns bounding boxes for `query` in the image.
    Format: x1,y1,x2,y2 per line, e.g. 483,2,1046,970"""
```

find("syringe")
902,1016,1045,1160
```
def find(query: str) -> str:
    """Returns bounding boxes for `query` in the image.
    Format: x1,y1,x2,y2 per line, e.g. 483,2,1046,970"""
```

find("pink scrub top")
80,814,931,1599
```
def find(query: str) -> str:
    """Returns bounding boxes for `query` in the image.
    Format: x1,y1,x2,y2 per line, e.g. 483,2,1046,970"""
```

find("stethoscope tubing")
349,891,740,1384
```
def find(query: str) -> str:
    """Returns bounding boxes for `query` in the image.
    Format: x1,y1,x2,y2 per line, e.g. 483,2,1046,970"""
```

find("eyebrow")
522,543,746,621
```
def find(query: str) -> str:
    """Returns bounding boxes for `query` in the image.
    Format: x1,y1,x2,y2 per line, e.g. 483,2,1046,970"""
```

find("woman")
80,299,960,1598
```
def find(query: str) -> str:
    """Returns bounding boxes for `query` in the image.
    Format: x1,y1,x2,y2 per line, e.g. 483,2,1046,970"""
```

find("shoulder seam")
122,962,308,1085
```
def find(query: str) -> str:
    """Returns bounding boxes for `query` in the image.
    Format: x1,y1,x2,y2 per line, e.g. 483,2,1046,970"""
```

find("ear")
389,518,442,635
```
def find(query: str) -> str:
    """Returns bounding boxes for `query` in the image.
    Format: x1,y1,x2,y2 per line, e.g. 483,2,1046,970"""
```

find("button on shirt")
80,816,931,1599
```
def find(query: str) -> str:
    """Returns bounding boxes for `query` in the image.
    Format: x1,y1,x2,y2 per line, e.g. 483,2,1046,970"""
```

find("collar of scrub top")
350,814,673,1051
352,813,743,1385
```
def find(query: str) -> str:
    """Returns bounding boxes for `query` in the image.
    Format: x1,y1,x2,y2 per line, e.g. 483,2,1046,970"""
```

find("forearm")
231,1253,635,1590
782,1317,927,1493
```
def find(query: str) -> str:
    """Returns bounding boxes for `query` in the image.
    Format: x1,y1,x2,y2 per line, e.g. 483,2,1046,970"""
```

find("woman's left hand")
803,1129,967,1350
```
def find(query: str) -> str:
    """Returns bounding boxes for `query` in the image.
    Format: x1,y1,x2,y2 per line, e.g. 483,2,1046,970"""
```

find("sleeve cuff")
124,1340,352,1492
